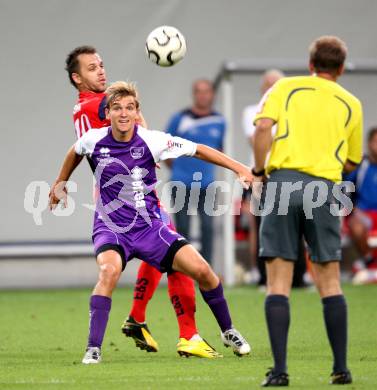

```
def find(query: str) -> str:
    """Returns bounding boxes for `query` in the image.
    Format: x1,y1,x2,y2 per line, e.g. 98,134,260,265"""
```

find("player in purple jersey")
49,81,252,364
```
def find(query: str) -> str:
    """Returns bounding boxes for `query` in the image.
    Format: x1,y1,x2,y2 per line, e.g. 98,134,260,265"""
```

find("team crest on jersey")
130,146,144,159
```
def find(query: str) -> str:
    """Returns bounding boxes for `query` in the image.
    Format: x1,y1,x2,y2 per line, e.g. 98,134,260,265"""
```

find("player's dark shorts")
92,218,189,272
258,169,342,263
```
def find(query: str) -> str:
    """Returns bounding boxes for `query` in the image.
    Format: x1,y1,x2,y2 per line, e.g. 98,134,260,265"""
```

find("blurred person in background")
242,70,284,285
166,79,225,265
345,127,377,283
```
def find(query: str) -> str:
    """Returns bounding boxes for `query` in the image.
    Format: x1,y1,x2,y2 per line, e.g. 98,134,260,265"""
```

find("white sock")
189,334,203,341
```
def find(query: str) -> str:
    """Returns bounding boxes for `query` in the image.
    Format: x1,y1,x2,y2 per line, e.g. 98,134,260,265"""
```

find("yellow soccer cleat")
122,316,159,353
177,337,223,358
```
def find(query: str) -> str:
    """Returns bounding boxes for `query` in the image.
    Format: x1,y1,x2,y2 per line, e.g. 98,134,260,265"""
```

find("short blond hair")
105,81,140,109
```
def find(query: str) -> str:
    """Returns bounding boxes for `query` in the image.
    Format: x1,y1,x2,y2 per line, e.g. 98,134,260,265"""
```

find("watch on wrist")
252,167,265,177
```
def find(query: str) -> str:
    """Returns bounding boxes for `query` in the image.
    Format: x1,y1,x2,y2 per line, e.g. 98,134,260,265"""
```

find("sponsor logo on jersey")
167,140,183,149
209,127,221,137
131,166,146,208
130,146,145,159
131,166,143,181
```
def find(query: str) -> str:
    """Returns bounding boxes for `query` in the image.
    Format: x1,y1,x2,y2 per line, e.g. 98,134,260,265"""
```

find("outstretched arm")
49,145,83,210
194,144,253,188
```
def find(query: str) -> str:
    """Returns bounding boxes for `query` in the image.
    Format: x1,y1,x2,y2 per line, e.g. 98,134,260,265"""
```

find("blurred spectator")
242,70,307,287
242,70,284,284
166,79,225,264
243,69,284,152
345,127,377,281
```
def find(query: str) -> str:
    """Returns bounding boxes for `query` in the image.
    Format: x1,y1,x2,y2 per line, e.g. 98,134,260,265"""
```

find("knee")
99,263,121,287
193,261,213,284
266,282,291,297
266,274,292,296
316,278,342,298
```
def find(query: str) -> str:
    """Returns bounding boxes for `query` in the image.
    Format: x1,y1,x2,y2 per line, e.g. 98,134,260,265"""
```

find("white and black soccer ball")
145,26,186,67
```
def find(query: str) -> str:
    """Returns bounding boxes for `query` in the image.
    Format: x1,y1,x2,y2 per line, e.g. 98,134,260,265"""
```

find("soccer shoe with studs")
221,328,251,356
121,315,158,352
82,347,102,364
330,370,352,385
177,337,222,358
261,369,289,387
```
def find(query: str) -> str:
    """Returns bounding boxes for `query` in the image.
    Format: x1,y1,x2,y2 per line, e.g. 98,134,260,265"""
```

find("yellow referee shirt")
254,75,363,182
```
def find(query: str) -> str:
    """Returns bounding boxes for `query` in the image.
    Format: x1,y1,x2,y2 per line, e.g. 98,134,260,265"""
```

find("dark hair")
368,127,377,142
309,36,347,74
65,45,97,88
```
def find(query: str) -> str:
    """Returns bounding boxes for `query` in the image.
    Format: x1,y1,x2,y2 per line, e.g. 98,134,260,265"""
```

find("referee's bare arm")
253,118,274,172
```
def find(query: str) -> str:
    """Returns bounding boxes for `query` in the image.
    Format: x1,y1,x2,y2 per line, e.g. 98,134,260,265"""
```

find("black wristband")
252,167,265,177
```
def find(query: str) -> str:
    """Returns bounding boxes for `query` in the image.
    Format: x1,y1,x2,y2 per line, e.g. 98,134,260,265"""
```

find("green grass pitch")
0,284,376,389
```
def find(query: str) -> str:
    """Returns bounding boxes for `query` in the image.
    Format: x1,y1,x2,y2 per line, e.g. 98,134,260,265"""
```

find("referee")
252,36,363,386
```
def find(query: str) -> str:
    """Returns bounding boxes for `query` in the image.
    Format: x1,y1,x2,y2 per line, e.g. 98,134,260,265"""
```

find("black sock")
265,295,290,374
322,295,348,373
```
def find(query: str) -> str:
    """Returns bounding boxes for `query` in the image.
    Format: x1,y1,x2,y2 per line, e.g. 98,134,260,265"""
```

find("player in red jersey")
65,45,221,358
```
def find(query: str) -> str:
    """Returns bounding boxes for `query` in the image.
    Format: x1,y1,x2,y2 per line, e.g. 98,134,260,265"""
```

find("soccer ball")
145,26,187,67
